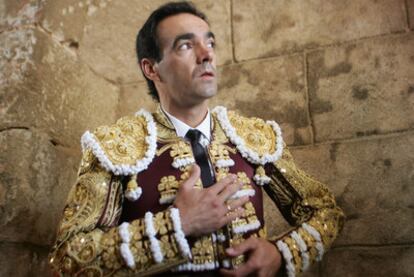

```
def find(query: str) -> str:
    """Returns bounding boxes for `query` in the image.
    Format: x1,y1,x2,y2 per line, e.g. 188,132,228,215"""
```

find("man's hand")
174,165,249,237
220,237,282,277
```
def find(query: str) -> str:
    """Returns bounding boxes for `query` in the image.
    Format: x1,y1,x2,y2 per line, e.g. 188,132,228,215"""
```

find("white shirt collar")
162,106,211,142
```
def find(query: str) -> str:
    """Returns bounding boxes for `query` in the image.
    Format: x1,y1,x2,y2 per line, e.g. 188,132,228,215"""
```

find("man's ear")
140,58,161,82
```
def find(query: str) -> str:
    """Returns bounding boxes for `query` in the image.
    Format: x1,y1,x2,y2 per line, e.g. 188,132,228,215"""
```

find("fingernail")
226,247,234,254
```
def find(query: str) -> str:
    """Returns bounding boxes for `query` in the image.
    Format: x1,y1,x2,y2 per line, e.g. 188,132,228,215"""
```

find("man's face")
154,13,217,108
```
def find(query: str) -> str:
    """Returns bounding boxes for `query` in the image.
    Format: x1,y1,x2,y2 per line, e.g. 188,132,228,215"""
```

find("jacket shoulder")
212,106,284,165
80,110,157,175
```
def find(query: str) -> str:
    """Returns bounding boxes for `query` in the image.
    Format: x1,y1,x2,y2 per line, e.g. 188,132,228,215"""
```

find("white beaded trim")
172,157,195,169
232,220,261,234
118,222,135,269
176,261,218,271
80,109,157,176
222,259,231,268
144,212,164,263
159,195,176,205
125,187,142,201
216,233,226,242
170,208,192,259
276,240,296,277
229,189,255,200
291,231,310,271
212,106,284,165
253,174,271,186
302,223,325,261
215,158,235,168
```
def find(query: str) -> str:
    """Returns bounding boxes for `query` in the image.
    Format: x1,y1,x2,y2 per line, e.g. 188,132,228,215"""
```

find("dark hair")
136,1,208,101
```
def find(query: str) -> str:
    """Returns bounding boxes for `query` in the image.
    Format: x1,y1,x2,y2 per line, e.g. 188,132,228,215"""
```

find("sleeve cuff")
275,222,325,277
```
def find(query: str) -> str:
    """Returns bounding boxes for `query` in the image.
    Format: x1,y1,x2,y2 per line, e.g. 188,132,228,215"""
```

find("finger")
179,164,200,191
226,196,249,211
220,262,255,277
219,268,236,277
226,237,257,257
220,207,245,226
217,179,243,202
208,174,237,195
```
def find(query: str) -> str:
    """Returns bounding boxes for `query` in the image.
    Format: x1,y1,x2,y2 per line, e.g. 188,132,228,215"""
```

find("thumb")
180,164,200,190
226,237,255,257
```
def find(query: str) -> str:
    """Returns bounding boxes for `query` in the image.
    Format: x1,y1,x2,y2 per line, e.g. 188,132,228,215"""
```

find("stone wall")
0,0,413,276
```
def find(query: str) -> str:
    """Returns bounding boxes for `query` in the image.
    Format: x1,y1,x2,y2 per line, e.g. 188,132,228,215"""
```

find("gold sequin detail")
94,115,149,165
228,111,276,156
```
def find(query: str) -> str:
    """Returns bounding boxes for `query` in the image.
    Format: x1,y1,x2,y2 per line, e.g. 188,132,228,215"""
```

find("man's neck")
161,102,209,128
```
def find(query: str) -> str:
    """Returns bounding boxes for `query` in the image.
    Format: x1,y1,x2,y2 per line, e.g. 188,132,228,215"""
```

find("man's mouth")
200,71,215,78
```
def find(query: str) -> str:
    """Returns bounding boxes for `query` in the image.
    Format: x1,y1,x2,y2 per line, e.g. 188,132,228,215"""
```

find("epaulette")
212,106,284,165
80,109,157,176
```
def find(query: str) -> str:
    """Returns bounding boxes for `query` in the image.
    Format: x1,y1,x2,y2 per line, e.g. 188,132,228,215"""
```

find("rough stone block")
40,0,232,84
290,132,414,245
308,33,414,142
39,0,88,43
0,27,119,147
232,0,407,61
212,55,311,146
118,82,157,118
0,128,79,246
0,0,40,31
322,246,414,277
0,242,51,276
408,0,414,30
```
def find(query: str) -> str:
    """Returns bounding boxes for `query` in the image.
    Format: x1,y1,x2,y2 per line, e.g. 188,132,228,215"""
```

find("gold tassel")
127,174,138,191
255,166,266,177
125,174,142,201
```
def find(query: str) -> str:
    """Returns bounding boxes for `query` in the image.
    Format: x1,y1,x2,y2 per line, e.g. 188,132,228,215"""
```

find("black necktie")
185,129,215,187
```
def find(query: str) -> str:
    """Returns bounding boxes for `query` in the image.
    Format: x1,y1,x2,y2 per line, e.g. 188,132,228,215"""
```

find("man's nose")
196,43,213,64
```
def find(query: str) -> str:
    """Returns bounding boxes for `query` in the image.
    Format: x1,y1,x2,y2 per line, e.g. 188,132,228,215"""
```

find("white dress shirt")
162,107,211,144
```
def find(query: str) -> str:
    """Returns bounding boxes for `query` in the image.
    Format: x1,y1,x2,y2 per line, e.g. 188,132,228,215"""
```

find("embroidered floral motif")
170,141,195,169
158,176,180,205
212,106,284,165
81,109,157,176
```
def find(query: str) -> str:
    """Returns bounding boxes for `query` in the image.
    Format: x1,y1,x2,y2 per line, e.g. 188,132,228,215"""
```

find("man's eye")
207,41,216,48
178,43,191,50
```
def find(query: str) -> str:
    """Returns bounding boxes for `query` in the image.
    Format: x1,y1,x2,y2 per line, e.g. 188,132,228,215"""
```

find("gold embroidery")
78,149,96,175
59,167,111,240
208,143,235,164
134,240,151,267
158,176,180,204
227,111,276,156
237,172,250,187
93,115,150,165
101,228,123,270
159,235,179,260
231,201,259,231
258,226,267,239
284,236,303,273
211,116,229,145
229,233,246,266
216,168,229,181
180,170,203,189
153,210,174,235
192,236,215,264
170,141,192,159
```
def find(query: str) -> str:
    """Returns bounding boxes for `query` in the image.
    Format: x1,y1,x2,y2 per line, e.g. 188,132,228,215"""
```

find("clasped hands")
174,165,282,277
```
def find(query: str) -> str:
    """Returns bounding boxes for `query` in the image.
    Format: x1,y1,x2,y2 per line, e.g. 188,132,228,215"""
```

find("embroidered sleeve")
48,150,190,276
263,147,345,277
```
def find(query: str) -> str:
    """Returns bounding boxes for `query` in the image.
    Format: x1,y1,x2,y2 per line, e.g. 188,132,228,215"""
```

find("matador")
49,2,344,276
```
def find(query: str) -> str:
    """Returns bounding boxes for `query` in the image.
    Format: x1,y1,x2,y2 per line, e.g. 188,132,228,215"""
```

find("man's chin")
198,84,218,99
